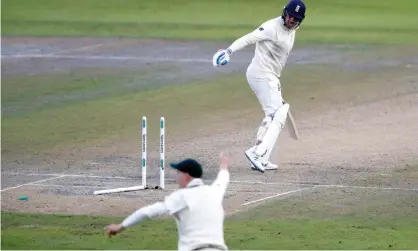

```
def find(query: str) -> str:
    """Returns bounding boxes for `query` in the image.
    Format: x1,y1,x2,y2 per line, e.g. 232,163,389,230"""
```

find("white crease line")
229,191,281,195
1,176,65,192
29,183,178,191
317,184,418,191
1,54,249,63
242,187,312,206
4,172,417,192
63,174,134,180
4,172,178,185
28,183,178,192
28,184,106,189
4,173,304,185
4,172,135,180
230,180,319,186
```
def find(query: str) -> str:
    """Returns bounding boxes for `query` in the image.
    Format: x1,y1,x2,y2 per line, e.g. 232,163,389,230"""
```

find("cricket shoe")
244,148,265,173
251,161,278,171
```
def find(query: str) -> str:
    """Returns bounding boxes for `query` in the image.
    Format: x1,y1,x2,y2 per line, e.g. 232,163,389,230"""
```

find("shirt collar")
279,17,299,32
187,178,204,188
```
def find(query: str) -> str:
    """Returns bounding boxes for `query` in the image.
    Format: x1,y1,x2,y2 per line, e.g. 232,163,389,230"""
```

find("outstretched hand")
105,224,124,238
212,49,231,67
219,152,230,170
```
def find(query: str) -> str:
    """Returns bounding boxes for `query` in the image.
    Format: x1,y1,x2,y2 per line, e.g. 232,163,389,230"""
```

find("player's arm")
211,152,230,196
227,23,274,54
106,191,186,237
212,20,275,67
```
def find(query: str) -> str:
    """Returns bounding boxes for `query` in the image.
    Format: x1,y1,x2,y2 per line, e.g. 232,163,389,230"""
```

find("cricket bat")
286,109,300,140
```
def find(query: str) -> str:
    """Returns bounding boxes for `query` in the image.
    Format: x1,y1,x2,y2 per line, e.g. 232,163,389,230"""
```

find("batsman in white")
106,153,231,251
212,0,306,173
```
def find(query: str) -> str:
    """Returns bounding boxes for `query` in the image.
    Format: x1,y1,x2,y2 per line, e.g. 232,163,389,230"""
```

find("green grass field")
2,0,418,44
2,0,418,157
1,71,259,157
3,63,413,158
3,186,418,250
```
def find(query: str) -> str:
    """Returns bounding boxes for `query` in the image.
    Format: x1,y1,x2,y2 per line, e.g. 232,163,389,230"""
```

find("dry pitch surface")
1,37,418,217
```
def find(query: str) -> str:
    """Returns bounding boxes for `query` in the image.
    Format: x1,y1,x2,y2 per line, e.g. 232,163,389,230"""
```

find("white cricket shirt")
121,169,230,251
228,17,296,80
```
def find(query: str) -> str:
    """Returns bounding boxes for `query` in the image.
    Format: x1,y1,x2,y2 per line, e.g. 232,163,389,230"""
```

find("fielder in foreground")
106,153,231,251
212,0,306,173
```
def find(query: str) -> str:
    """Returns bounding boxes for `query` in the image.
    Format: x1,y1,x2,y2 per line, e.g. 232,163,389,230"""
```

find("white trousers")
246,74,284,116
246,72,287,162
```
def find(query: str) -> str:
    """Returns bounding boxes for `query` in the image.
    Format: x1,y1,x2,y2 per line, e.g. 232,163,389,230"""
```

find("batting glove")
212,49,232,67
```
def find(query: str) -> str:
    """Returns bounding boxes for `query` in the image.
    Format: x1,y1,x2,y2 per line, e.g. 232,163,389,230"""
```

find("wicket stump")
93,116,165,195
